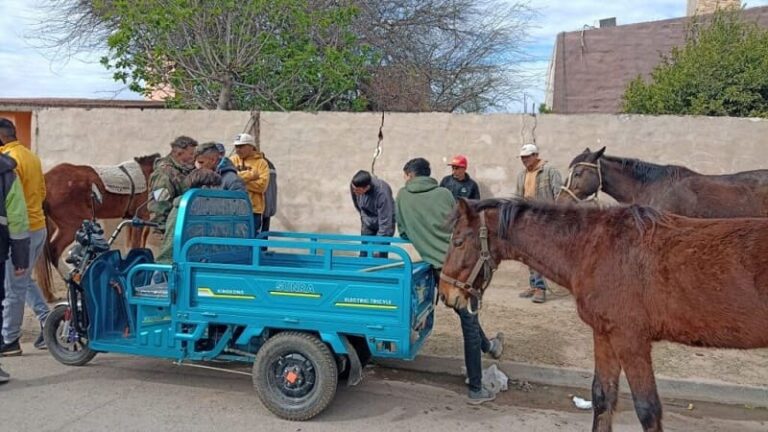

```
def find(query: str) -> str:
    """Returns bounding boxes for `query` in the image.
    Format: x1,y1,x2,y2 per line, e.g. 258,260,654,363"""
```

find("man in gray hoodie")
350,170,395,258
194,142,246,193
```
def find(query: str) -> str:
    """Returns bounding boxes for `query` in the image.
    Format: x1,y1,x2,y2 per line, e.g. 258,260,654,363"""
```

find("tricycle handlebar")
107,218,159,246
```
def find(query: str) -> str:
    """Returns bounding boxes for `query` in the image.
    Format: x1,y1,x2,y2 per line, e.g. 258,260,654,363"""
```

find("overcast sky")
2,0,767,111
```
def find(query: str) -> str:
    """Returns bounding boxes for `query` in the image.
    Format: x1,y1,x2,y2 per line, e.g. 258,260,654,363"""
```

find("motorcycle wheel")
43,304,97,366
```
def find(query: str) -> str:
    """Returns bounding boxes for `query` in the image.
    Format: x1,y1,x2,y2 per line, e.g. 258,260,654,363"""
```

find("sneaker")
532,288,547,304
488,332,504,359
467,387,496,405
34,333,47,350
0,339,22,357
518,287,535,298
0,365,9,383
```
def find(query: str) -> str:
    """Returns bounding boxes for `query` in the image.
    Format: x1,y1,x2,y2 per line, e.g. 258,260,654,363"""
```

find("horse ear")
456,198,475,220
594,146,606,159
583,147,591,153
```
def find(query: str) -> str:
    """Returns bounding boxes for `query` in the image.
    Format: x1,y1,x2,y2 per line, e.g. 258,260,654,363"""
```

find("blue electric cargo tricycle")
44,188,435,420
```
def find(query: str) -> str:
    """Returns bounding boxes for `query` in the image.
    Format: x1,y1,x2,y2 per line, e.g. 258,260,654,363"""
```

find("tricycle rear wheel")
43,304,97,366
253,332,338,421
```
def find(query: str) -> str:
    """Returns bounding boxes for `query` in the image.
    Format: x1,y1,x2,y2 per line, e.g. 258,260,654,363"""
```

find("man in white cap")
230,133,270,234
515,143,563,303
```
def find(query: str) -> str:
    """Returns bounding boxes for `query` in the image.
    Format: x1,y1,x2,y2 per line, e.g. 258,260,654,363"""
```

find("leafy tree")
95,0,372,111
623,9,768,118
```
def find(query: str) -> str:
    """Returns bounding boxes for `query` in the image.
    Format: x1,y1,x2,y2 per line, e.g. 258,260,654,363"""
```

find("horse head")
134,153,162,179
557,146,606,204
438,199,503,313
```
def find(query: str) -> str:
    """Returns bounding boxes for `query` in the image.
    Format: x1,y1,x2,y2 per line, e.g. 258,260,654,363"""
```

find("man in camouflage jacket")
148,136,198,235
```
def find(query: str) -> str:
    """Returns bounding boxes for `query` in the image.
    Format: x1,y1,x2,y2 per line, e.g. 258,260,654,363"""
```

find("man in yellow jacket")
0,118,49,355
230,133,269,234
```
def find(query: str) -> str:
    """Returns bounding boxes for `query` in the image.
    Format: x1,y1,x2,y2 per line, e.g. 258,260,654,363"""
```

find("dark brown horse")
439,198,768,432
558,147,768,217
35,154,160,300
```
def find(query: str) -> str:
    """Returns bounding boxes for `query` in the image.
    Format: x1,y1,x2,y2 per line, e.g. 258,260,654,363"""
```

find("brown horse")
439,198,768,432
558,147,768,217
35,154,160,300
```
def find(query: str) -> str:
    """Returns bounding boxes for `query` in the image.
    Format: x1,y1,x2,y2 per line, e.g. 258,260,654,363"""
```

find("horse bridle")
439,211,498,315
560,159,603,203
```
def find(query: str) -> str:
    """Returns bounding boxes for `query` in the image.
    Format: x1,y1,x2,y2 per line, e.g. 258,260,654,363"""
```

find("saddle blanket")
92,160,148,195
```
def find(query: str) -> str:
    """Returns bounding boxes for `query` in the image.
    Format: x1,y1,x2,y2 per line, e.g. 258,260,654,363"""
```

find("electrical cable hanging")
371,111,385,175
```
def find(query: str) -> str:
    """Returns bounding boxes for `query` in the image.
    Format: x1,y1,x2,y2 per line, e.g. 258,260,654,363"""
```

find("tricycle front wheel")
253,332,338,421
43,304,97,366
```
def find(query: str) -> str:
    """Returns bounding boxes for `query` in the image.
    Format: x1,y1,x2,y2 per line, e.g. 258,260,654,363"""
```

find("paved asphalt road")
1,342,767,431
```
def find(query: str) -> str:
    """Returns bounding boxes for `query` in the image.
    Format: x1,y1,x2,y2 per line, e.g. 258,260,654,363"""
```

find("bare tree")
353,0,536,112
29,0,117,62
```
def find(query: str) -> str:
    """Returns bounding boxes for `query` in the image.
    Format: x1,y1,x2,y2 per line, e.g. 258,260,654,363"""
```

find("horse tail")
35,201,57,302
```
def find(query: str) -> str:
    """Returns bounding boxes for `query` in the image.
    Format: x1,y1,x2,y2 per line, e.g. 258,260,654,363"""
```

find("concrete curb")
376,355,768,408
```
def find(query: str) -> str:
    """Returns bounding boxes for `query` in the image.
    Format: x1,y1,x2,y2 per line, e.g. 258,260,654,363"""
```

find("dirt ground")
24,248,768,388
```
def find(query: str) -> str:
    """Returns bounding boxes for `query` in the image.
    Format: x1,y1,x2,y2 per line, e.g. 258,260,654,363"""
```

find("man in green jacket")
395,157,503,404
0,152,30,383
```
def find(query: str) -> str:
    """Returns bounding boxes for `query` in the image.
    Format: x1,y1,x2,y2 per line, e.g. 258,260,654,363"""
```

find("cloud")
0,0,142,99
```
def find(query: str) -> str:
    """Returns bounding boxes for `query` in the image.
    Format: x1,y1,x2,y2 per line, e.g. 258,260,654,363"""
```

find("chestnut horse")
558,147,768,217
35,154,160,300
439,198,768,432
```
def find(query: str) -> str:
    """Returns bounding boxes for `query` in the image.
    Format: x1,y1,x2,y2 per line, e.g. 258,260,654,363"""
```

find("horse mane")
458,198,668,240
134,153,161,165
603,155,697,184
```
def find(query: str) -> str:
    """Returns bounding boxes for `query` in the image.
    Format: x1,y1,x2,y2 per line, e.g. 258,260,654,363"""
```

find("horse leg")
612,335,663,432
591,332,621,432
125,225,136,249
50,223,77,270
141,226,150,248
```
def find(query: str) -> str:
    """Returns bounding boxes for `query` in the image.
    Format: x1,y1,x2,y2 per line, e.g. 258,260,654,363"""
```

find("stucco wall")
28,108,768,234
34,108,252,168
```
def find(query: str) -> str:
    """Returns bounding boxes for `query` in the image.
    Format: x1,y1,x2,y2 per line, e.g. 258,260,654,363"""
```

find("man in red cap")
439,155,480,200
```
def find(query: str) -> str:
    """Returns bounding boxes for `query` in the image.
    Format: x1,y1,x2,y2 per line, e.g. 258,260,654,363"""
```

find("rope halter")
439,211,498,315
560,159,603,203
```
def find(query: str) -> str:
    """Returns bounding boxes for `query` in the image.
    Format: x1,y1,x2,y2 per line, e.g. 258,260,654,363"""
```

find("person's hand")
14,267,25,276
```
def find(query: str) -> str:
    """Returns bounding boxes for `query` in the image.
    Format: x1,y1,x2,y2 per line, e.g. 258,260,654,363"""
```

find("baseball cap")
233,133,256,146
448,155,468,168
214,143,226,155
520,144,539,157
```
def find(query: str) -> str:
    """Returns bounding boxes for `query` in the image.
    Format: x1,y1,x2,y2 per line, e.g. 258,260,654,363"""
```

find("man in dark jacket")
395,157,502,405
261,156,277,232
440,154,480,200
0,153,30,383
350,170,395,258
194,142,246,193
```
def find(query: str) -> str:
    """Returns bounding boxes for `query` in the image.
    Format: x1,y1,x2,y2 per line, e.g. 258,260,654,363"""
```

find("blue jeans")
0,258,5,344
455,302,491,392
529,269,549,290
2,228,50,342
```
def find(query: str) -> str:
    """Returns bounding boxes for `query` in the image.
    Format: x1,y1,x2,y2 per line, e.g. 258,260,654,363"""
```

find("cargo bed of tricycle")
47,189,436,421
